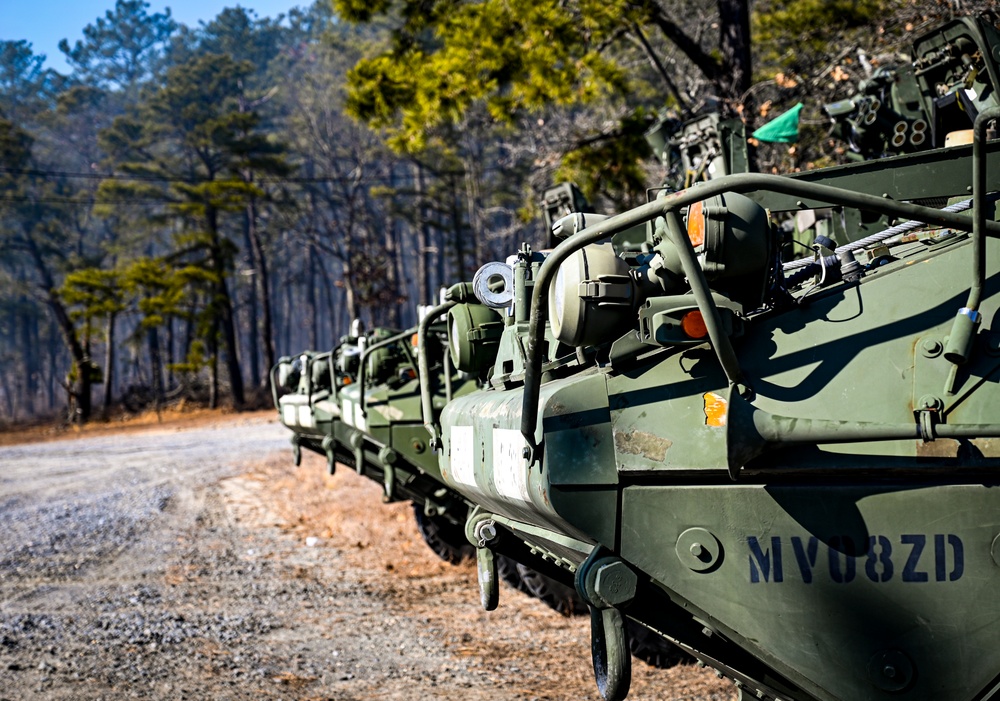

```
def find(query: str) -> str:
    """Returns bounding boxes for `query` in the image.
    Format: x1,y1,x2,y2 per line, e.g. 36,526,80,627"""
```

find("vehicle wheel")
496,554,530,592
514,562,588,615
627,622,692,668
412,505,474,564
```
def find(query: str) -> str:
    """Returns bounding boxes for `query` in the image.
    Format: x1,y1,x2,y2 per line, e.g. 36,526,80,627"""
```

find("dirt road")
0,414,735,700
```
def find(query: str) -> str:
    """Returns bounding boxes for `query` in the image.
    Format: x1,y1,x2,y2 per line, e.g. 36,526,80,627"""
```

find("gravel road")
0,414,736,701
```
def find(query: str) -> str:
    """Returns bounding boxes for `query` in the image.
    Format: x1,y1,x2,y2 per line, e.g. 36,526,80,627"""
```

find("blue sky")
1,0,306,74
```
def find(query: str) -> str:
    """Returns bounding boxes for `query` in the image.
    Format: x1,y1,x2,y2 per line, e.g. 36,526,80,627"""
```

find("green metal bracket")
466,510,500,611
321,434,336,475
378,445,398,503
348,430,365,475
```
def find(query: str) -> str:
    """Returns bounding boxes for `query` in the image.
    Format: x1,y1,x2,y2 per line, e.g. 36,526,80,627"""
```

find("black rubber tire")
412,505,474,565
496,554,530,592
514,562,589,616
627,622,692,669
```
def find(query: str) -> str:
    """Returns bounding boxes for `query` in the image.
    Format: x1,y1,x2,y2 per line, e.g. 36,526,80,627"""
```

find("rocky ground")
0,412,736,700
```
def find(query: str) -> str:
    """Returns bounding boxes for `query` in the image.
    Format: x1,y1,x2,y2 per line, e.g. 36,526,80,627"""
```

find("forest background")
0,0,988,424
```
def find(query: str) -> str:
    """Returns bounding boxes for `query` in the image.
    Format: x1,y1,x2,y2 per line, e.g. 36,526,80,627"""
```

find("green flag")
752,103,803,143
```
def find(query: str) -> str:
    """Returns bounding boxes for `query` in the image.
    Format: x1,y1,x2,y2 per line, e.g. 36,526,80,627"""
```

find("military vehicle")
270,308,590,610
826,14,1000,159
645,110,750,188
435,96,1000,701
271,348,340,469
273,15,1000,698
272,322,473,542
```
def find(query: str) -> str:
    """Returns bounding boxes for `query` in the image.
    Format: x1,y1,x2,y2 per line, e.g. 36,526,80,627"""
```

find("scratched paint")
613,429,672,461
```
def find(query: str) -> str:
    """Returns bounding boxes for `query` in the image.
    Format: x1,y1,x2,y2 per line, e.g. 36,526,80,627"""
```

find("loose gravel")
0,413,736,700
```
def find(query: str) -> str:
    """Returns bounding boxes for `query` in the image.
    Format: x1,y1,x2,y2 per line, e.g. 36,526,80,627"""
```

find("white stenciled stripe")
354,400,367,431
298,405,315,429
493,428,531,503
341,398,355,427
449,425,476,488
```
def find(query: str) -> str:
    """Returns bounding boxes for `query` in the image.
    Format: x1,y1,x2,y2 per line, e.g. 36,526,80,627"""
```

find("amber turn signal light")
681,310,708,339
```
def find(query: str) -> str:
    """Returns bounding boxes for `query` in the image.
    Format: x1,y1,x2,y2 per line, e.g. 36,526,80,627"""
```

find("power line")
0,195,175,206
0,163,505,186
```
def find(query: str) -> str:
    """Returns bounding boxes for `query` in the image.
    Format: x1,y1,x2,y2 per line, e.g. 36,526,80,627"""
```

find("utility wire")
0,164,503,185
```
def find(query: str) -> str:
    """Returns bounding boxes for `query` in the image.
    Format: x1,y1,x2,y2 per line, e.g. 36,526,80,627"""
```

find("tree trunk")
243,244,261,387
24,235,92,422
449,175,466,282
166,317,175,391
206,206,245,408
281,271,292,354
342,260,358,326
307,248,318,349
22,303,38,410
315,258,336,348
103,312,116,416
462,152,484,268
148,324,163,415
414,162,430,307
718,0,752,101
246,199,276,387
209,322,219,410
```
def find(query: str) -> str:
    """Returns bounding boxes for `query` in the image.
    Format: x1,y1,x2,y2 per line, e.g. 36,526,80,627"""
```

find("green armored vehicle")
271,348,341,468
272,322,473,526
826,15,1000,158
432,16,1000,701
271,310,595,609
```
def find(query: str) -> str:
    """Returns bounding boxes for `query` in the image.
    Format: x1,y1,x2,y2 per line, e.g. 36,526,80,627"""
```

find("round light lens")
687,200,705,248
681,310,708,339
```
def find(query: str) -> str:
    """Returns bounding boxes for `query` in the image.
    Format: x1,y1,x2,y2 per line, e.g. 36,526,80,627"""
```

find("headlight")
548,242,634,347
447,303,504,373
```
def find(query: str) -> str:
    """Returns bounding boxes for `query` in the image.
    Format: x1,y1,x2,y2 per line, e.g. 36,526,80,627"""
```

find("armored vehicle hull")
437,112,1000,700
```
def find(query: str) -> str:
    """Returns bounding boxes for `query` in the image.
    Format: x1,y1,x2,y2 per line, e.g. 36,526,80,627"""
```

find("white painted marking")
450,425,476,488
493,428,530,502
298,405,315,429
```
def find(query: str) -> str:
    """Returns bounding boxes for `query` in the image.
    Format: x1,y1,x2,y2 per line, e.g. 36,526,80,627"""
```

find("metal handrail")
357,328,418,418
418,300,458,447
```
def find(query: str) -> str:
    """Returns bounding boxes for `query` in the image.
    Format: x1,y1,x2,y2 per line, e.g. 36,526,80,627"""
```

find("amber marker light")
342,376,352,385
681,310,709,339
687,200,705,247
411,333,420,347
